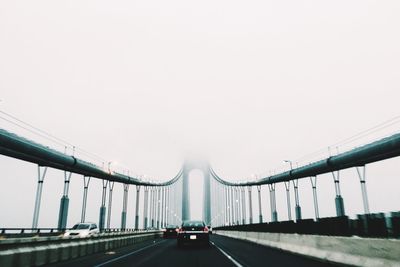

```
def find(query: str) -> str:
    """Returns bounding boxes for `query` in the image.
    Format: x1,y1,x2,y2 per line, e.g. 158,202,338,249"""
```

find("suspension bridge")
0,127,400,267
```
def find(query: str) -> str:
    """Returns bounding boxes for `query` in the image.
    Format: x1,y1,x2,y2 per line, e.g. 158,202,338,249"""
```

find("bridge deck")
48,235,338,267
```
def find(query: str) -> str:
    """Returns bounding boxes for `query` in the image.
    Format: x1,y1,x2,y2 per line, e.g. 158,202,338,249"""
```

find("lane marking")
211,241,244,267
94,239,167,267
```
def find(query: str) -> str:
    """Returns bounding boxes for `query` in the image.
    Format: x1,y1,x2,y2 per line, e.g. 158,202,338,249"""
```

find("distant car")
63,223,99,238
177,220,210,247
163,224,179,238
207,225,213,234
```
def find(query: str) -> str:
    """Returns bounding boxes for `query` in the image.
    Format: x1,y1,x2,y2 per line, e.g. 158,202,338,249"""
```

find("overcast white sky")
1,0,400,228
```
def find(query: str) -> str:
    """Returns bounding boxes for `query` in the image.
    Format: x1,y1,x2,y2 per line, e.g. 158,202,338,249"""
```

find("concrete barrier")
0,249,14,267
15,247,33,267
32,245,47,266
215,230,400,267
0,231,162,267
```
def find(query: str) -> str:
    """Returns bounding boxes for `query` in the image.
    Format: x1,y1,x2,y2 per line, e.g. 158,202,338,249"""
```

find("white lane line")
94,240,167,267
211,241,244,267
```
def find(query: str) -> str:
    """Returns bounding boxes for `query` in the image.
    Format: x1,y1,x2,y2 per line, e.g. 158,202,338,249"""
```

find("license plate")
190,235,197,240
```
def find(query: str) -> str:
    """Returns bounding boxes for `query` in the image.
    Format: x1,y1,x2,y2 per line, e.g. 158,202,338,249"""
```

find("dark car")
163,224,179,238
177,220,210,247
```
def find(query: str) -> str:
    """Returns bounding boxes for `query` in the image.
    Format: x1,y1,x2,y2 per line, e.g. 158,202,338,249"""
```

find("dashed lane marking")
94,239,167,267
211,241,244,267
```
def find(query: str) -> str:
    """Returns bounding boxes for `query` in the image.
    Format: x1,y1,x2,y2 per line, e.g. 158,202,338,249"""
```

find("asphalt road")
50,235,340,267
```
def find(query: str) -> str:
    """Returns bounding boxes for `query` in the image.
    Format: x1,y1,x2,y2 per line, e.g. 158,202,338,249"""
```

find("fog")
0,0,399,227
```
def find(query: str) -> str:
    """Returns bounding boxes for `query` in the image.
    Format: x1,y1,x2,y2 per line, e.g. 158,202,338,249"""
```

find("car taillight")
175,228,179,232
178,228,184,233
203,227,209,233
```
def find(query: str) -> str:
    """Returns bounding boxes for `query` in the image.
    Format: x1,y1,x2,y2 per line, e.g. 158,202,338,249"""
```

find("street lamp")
283,160,293,170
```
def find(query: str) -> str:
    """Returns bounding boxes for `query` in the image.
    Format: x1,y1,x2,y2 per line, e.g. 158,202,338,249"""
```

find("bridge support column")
32,166,48,229
236,187,240,225
203,171,212,226
181,168,190,222
148,187,152,228
257,185,263,223
160,187,165,228
239,187,244,225
164,186,168,227
210,178,214,225
58,171,72,230
220,182,223,226
292,179,302,221
230,187,235,225
241,187,246,225
268,184,278,222
121,184,129,230
134,185,140,230
176,180,181,225
153,187,157,228
248,186,253,224
81,176,91,222
172,185,176,225
99,180,108,230
165,186,169,227
168,184,175,224
224,186,229,225
284,181,292,221
106,181,115,229
332,171,345,217
151,187,155,228
155,187,158,227
143,186,149,229
165,186,168,227
235,187,240,225
223,185,227,226
157,187,161,229
310,176,320,220
356,166,370,214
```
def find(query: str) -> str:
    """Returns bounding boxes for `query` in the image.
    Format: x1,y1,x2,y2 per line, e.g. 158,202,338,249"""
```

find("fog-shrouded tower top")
181,157,211,225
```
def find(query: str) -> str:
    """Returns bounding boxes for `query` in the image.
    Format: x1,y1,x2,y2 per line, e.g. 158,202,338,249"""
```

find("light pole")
284,160,293,170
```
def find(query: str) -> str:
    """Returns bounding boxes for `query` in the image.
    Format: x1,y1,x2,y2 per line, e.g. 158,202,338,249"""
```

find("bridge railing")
0,230,162,249
214,211,400,239
0,228,154,239
0,228,63,239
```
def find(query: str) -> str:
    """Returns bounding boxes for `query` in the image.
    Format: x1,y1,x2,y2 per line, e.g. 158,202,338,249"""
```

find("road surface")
50,234,339,267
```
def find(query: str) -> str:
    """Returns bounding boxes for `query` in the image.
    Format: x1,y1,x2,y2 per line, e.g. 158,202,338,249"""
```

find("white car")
64,223,99,238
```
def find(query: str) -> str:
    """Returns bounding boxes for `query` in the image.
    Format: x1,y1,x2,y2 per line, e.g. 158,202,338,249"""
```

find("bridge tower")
181,158,211,225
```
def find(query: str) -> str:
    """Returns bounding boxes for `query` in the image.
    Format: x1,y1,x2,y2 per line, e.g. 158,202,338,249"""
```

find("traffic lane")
48,238,165,267
102,238,235,267
211,234,341,267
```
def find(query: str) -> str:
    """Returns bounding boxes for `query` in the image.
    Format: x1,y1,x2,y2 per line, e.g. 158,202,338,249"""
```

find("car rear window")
182,221,205,227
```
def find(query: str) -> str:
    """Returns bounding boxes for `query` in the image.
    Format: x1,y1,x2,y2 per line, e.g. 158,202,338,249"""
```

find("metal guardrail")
0,228,156,238
0,228,62,234
0,228,63,239
0,230,162,250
